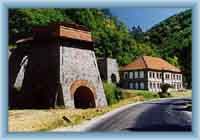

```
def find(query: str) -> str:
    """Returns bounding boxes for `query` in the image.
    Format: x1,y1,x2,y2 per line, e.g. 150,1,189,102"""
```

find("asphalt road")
85,98,192,131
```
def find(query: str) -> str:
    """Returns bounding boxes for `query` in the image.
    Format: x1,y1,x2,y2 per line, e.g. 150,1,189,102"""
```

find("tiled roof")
121,56,181,72
16,23,92,44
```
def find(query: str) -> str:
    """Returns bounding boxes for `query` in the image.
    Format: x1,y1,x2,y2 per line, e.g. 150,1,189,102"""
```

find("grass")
8,89,191,132
9,108,110,132
170,89,192,98
8,95,144,132
121,89,160,100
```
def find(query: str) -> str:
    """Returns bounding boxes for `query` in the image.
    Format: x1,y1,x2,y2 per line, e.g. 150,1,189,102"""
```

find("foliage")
8,8,159,66
9,8,191,87
130,25,145,42
9,9,69,44
158,83,172,98
134,91,160,99
103,82,122,105
121,89,159,100
146,9,192,88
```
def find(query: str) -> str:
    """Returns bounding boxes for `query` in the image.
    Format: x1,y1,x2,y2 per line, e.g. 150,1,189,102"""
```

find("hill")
9,9,156,66
9,9,192,88
145,9,192,88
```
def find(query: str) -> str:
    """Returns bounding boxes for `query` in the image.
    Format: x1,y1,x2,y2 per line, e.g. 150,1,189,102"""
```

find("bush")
160,83,171,93
135,91,159,99
158,92,171,98
121,90,159,100
158,83,172,98
103,82,122,105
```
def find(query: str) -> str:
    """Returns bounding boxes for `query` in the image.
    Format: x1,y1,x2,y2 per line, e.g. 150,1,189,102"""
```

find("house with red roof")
120,56,183,92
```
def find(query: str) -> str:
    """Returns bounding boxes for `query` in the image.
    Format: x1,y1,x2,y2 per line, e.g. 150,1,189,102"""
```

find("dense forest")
9,8,192,88
146,9,192,88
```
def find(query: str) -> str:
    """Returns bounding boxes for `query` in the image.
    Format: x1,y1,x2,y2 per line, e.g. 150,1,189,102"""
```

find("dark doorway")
74,86,96,109
111,74,117,83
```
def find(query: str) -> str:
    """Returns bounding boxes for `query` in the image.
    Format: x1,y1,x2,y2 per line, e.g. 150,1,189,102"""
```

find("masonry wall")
9,40,107,108
97,58,107,81
9,41,61,108
59,46,107,107
21,42,60,108
106,58,120,83
9,47,30,108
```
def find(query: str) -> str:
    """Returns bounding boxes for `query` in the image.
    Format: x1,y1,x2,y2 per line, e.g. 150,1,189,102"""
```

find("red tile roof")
16,23,93,44
32,23,92,42
121,56,181,72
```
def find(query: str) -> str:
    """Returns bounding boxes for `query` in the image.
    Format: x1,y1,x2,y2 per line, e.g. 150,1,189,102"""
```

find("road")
83,98,192,131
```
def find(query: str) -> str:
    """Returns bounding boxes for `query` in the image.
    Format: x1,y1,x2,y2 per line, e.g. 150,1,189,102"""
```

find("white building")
120,56,183,92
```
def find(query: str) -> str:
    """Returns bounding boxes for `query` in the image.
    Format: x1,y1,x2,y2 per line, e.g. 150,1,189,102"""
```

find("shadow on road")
123,124,191,131
121,99,192,132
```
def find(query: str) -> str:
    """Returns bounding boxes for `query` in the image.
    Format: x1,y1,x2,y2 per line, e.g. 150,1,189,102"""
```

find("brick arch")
70,80,96,99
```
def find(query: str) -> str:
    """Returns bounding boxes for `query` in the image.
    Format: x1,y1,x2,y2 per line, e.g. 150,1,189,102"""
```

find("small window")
124,72,128,79
165,74,170,79
140,71,144,78
157,83,160,88
135,71,138,79
149,72,152,78
135,82,139,89
140,82,144,89
129,82,133,89
150,82,152,89
153,83,156,88
129,72,133,79
157,73,159,79
153,73,155,78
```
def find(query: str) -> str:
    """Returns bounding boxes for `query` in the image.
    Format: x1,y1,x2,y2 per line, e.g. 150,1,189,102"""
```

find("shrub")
158,83,172,98
135,91,159,99
121,90,159,100
103,82,122,105
160,83,171,93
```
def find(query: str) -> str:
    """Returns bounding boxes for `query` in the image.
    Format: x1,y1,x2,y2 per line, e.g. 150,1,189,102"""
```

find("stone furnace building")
97,58,120,84
9,23,107,109
120,56,183,92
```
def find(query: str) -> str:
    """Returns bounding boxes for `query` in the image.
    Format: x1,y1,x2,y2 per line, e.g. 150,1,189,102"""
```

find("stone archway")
70,80,96,108
74,86,96,109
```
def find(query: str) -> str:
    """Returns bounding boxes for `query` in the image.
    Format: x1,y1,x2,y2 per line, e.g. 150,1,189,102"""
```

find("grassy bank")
8,89,191,132
8,95,145,132
170,89,192,98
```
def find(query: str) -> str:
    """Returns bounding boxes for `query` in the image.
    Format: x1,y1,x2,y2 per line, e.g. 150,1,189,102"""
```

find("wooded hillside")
9,8,192,88
146,9,192,88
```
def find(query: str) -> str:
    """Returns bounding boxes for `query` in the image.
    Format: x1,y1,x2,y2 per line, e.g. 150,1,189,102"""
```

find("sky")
109,8,189,31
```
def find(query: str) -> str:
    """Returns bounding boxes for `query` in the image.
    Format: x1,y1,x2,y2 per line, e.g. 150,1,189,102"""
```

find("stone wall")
97,58,120,84
8,47,30,108
106,58,120,83
97,58,107,80
21,43,60,108
9,41,61,108
60,46,107,107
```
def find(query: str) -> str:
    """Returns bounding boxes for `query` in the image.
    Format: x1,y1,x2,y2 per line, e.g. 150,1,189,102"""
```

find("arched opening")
74,86,96,109
111,73,117,83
